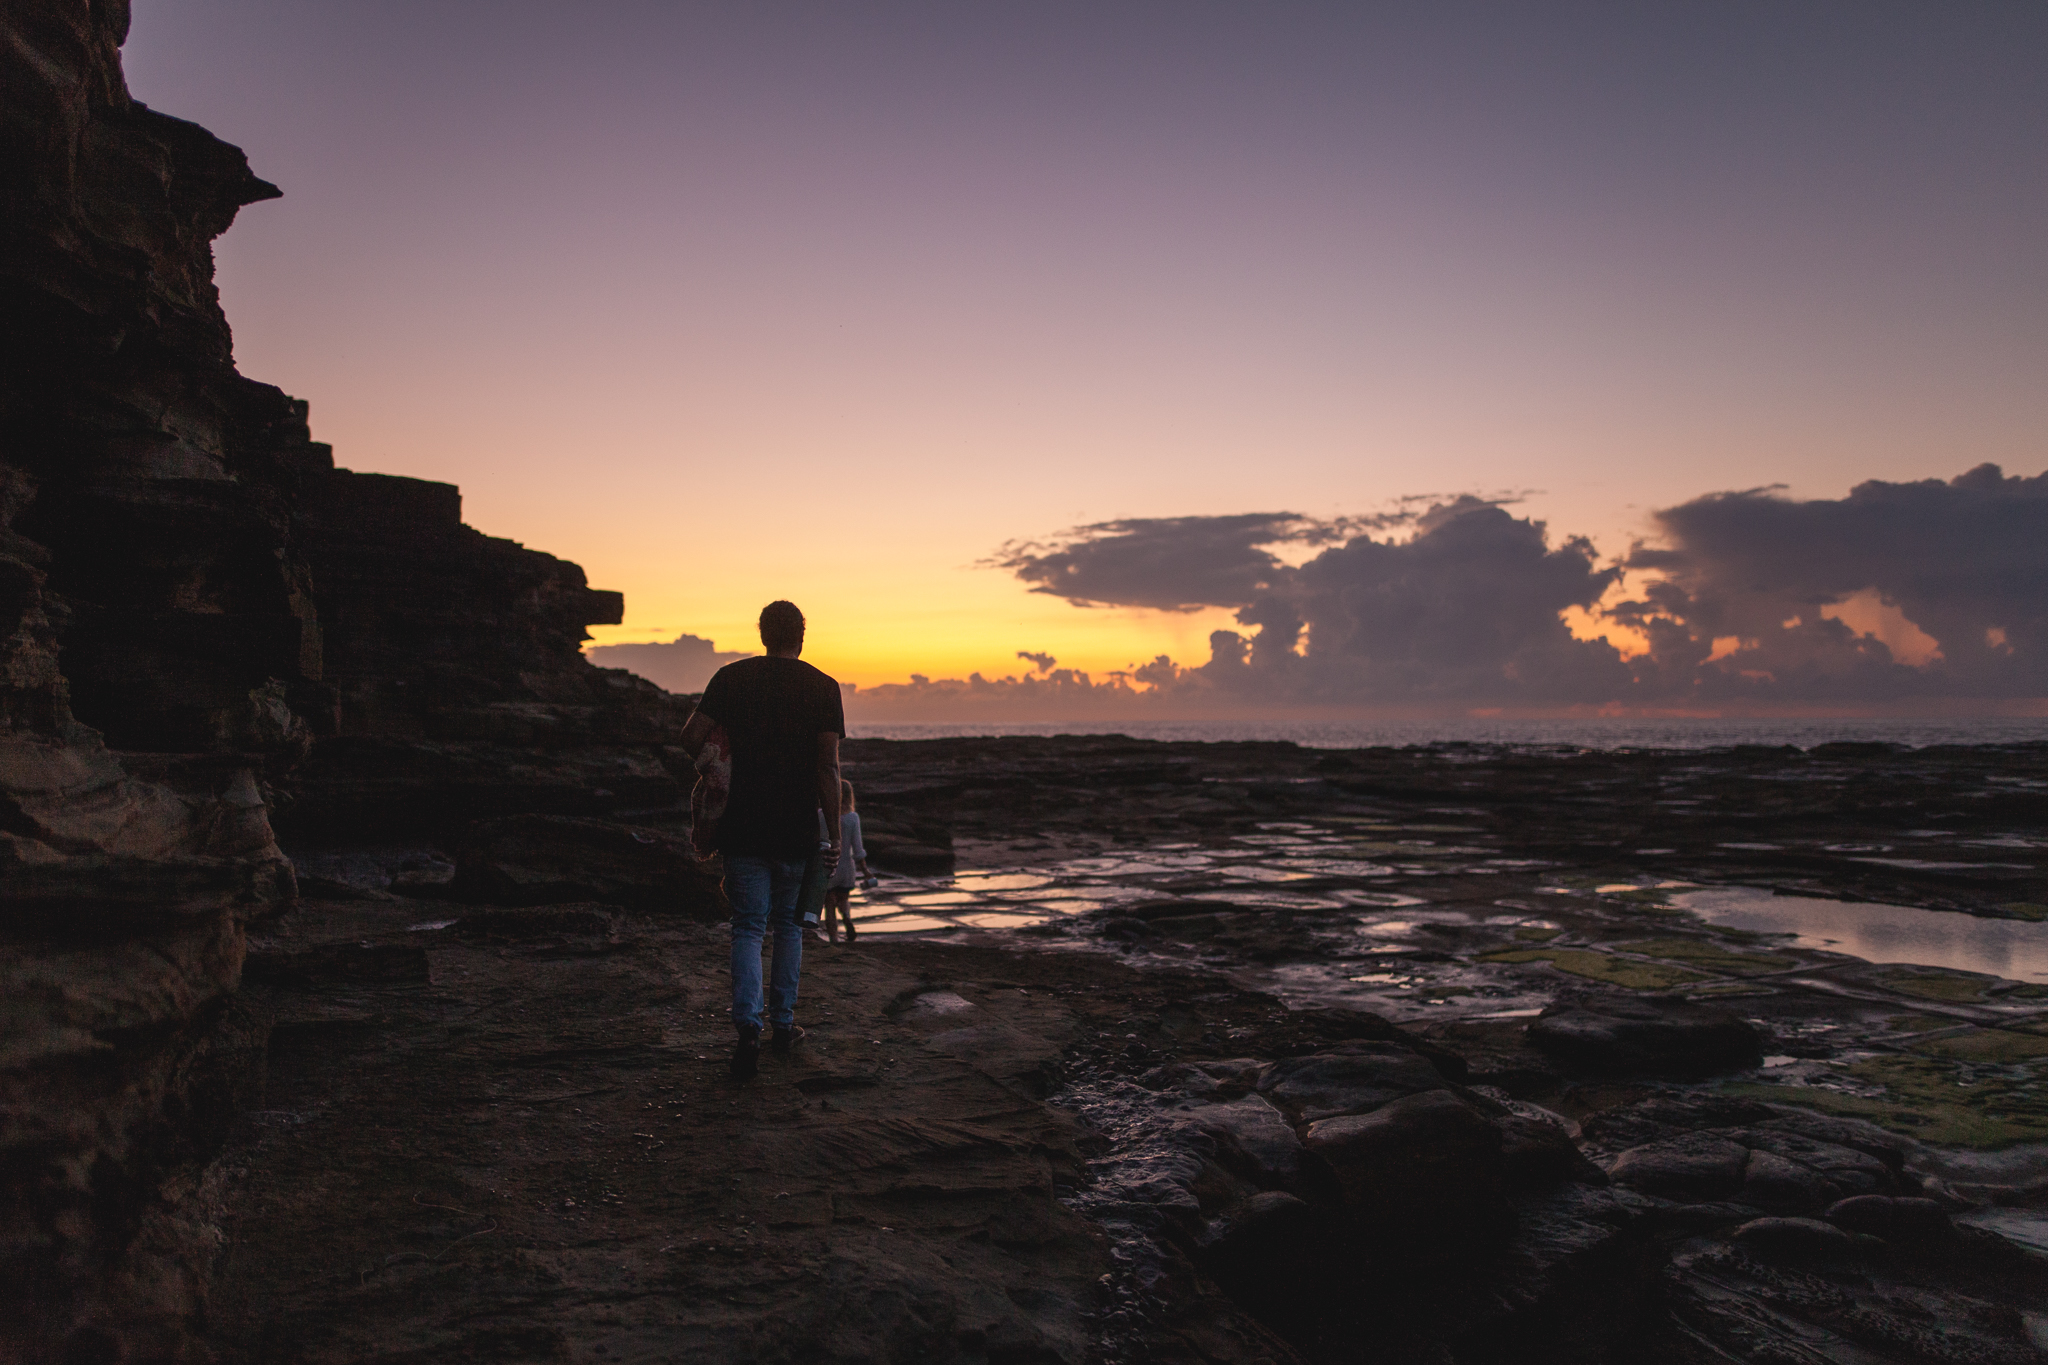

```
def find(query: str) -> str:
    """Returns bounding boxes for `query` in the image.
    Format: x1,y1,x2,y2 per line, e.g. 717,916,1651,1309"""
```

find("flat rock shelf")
211,734,2048,1364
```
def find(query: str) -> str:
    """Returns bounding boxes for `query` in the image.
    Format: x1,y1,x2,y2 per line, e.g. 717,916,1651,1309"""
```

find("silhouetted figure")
680,601,843,1080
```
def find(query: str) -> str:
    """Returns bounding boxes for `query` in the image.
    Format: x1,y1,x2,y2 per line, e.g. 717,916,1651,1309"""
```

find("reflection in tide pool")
956,909,1051,929
856,913,965,934
951,871,1056,892
1677,888,2048,983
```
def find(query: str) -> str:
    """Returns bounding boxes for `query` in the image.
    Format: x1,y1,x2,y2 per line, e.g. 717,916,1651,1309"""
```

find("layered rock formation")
3,6,302,1358
282,449,690,842
1,6,676,1358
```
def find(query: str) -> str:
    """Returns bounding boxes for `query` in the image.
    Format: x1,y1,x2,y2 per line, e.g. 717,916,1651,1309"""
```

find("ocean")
848,717,2048,751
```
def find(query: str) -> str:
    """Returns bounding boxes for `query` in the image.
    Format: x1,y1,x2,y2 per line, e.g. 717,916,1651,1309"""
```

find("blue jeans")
725,854,806,1033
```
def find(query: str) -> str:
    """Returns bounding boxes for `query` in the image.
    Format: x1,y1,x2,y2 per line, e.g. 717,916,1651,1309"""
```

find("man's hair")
759,600,805,652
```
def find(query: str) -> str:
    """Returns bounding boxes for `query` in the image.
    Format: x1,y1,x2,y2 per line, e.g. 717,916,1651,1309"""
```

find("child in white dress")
821,780,869,942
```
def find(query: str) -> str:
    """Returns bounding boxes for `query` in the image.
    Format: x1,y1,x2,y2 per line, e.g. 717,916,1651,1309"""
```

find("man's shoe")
730,1027,761,1082
771,1024,805,1057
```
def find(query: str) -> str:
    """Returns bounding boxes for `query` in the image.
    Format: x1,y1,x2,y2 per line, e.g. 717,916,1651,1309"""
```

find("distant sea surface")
849,717,2048,751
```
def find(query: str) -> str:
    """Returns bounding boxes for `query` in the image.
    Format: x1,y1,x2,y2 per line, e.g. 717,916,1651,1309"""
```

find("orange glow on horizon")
583,582,1244,692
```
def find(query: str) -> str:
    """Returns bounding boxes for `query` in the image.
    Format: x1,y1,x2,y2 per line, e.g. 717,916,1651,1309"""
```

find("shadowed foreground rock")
451,814,727,917
197,901,1683,1364
1,5,305,1357
206,909,1180,1363
1527,998,1764,1077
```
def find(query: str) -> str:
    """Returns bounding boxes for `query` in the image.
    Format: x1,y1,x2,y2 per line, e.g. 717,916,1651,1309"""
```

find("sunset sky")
124,3,2047,709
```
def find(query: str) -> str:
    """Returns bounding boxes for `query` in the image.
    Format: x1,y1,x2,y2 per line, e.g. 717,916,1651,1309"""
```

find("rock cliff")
1,5,675,1358
281,447,691,842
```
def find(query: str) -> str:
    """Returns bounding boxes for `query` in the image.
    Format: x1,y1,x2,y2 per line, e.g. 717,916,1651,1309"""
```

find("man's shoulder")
795,661,843,732
698,657,750,707
717,656,835,687
798,660,843,710
705,656,838,707
710,656,770,682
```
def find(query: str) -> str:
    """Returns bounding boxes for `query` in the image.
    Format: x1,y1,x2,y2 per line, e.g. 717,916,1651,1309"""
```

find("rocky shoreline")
4,7,2046,1362
80,730,2048,1364
204,730,2048,1364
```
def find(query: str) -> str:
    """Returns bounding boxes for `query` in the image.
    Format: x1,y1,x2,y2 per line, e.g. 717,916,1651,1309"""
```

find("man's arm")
677,707,716,760
679,667,733,760
816,730,842,875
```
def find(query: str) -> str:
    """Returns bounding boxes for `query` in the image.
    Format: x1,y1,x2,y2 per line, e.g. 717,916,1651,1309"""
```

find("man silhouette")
680,600,843,1080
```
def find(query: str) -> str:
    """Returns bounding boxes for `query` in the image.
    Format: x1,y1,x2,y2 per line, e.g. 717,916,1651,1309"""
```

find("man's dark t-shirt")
695,656,846,859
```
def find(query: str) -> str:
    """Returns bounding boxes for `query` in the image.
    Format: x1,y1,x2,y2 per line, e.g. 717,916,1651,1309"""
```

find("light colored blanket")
688,721,731,859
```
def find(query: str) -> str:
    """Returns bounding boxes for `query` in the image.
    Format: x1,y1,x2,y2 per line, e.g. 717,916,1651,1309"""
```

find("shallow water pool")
1676,887,2048,983
951,870,1057,892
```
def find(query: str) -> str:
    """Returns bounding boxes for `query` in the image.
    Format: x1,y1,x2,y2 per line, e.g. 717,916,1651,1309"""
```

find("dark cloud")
888,465,2048,718
585,633,753,694
977,496,1629,709
1263,497,1628,702
1615,463,2048,701
987,504,1469,612
988,512,1314,611
1016,651,1058,673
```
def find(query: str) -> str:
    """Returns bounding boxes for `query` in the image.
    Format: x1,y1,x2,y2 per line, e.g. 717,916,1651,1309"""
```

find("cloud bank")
586,633,753,695
846,466,2048,720
1617,463,2048,705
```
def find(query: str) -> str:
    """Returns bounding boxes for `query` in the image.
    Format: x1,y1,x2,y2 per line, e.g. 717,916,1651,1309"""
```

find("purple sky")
124,3,2048,711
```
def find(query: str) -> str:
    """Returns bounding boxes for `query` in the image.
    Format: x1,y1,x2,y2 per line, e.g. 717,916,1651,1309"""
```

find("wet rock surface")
799,736,2048,1360
192,834,2048,1364
832,734,2048,1165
